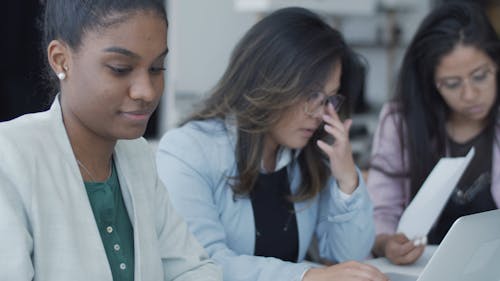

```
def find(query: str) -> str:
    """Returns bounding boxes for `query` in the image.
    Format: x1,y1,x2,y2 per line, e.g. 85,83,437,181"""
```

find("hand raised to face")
316,102,358,194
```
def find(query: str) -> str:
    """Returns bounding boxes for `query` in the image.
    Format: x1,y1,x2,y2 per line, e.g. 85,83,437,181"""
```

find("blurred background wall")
2,0,499,162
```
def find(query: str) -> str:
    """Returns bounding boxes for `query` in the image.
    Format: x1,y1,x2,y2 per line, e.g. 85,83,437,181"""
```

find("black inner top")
250,166,299,262
428,125,496,244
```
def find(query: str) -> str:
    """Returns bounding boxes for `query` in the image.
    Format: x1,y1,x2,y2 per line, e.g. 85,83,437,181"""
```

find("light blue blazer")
156,118,375,281
0,99,221,281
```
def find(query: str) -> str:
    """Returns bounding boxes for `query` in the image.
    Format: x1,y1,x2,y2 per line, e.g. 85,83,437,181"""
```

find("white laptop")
386,209,500,281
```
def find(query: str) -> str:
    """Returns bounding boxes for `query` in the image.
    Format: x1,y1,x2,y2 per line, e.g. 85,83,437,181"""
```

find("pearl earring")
57,72,66,80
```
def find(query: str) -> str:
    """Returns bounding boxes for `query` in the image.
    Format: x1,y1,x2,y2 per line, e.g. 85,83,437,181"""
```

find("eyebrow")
468,63,490,75
103,46,169,60
438,63,490,80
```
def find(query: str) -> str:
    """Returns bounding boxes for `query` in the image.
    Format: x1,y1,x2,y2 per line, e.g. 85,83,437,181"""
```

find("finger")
317,139,334,155
324,124,348,142
397,239,418,256
399,245,425,264
386,236,417,262
322,114,344,132
322,103,342,126
326,101,341,120
343,118,353,132
351,263,387,280
390,244,419,265
393,233,411,243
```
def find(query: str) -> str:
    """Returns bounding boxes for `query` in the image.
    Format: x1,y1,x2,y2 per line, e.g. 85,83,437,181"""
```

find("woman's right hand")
303,261,388,281
375,233,425,265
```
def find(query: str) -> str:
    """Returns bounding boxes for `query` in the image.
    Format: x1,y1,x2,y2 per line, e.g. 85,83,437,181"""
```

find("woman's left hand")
316,102,358,194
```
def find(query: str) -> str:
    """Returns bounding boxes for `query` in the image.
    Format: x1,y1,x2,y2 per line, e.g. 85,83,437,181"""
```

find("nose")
129,72,162,103
461,79,479,102
308,105,326,120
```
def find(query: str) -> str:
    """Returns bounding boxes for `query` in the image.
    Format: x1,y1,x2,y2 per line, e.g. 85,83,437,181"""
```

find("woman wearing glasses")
157,7,387,281
368,2,500,265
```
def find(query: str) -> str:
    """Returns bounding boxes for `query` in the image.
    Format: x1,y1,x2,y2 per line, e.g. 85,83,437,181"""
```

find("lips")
300,128,317,137
120,109,154,121
464,105,485,115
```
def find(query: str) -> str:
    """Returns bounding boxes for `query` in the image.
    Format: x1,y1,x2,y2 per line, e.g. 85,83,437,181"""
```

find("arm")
0,164,34,281
146,137,221,281
366,104,424,264
156,127,311,281
366,104,409,237
154,177,222,281
314,102,375,262
315,169,375,262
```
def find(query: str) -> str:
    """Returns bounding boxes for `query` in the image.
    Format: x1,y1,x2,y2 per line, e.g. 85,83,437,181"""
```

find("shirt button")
106,226,113,233
120,263,126,270
114,244,120,251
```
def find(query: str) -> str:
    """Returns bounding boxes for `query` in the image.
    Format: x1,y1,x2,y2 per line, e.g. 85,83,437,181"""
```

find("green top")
85,162,135,281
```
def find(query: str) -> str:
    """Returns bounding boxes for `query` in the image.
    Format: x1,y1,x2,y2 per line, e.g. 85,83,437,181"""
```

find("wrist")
302,267,324,281
337,172,358,194
373,234,390,257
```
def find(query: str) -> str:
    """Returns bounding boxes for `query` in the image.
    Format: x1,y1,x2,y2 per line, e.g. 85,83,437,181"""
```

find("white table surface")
364,245,437,276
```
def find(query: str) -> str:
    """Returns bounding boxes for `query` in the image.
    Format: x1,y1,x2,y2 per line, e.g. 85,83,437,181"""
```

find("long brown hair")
186,7,362,201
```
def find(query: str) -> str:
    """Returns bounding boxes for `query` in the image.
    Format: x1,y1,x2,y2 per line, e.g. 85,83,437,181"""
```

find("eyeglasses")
436,65,497,96
303,91,345,117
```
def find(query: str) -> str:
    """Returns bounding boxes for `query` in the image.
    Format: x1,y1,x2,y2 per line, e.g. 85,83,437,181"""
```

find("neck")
447,114,489,143
72,139,115,182
62,110,116,182
262,136,279,173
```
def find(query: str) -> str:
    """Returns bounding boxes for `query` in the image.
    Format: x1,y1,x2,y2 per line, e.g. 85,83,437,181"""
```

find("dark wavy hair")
41,0,167,97
185,7,364,201
372,2,500,198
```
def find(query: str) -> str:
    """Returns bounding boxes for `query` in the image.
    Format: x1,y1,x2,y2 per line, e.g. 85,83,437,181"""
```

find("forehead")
77,10,167,56
435,45,493,78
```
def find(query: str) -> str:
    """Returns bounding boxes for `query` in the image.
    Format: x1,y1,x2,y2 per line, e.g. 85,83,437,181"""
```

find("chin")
466,112,489,122
286,139,309,149
118,127,148,140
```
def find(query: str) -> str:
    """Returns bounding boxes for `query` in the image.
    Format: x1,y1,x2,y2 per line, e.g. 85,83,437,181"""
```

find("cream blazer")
0,99,221,281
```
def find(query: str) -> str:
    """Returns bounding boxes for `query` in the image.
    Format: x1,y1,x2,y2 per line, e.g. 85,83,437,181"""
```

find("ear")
47,40,71,76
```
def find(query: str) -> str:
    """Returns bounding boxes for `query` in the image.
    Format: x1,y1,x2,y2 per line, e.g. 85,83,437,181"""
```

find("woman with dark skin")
0,1,221,280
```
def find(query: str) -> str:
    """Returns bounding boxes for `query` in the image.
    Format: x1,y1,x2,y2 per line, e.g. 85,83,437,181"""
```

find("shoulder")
374,102,404,138
158,118,232,156
0,109,59,165
165,118,228,142
0,109,54,143
378,102,403,124
0,109,64,201
156,118,236,183
371,102,407,158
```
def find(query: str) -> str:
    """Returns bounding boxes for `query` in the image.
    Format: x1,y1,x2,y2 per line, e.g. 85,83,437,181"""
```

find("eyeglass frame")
435,64,498,96
303,91,346,117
